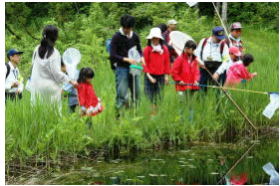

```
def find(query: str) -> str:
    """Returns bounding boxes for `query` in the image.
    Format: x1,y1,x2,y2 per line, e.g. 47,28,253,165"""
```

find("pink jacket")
226,63,254,85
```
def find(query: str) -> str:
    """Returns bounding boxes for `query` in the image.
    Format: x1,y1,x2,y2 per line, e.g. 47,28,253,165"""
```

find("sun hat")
167,19,178,25
146,27,164,40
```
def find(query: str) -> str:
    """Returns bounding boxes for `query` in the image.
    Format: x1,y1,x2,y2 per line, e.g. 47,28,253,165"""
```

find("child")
224,54,257,88
212,46,242,82
77,67,103,117
171,40,199,121
143,27,170,112
61,60,79,113
171,40,200,94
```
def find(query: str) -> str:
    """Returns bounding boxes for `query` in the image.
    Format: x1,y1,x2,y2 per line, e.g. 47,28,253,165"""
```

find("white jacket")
5,61,24,93
30,45,70,104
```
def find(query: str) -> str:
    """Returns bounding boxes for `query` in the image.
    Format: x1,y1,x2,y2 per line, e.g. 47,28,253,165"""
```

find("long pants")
144,74,165,104
115,66,140,109
199,61,226,92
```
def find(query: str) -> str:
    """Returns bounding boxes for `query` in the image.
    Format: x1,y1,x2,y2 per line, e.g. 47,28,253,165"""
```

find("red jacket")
77,82,99,108
171,53,200,91
143,45,170,75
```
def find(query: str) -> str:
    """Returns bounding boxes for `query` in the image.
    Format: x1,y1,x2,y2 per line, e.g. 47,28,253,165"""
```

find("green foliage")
5,2,279,168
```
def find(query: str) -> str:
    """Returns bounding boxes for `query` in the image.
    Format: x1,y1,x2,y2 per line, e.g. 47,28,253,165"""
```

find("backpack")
200,37,226,61
106,38,112,53
5,63,10,79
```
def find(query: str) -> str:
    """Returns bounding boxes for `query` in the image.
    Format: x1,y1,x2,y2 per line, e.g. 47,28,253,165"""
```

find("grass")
5,26,279,169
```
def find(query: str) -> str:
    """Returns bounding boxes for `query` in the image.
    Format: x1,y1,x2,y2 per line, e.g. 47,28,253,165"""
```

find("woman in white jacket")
30,25,77,105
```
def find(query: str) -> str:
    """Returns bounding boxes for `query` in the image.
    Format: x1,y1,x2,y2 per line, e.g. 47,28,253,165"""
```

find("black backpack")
5,63,10,79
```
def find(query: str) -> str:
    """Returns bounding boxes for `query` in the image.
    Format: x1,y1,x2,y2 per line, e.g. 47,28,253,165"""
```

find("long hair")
38,25,58,59
77,67,95,83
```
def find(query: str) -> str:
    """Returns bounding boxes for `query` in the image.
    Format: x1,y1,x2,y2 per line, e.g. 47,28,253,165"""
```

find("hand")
124,57,136,65
70,80,78,88
252,72,257,77
200,64,206,69
141,57,145,65
15,89,21,94
194,81,199,86
212,73,219,81
147,73,156,84
179,81,185,85
164,75,169,85
149,77,157,84
11,82,19,88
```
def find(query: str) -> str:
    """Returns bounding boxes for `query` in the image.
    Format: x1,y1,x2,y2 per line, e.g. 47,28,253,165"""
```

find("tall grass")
5,27,278,167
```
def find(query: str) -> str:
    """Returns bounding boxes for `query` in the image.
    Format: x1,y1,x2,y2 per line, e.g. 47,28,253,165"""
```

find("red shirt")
77,82,99,108
143,45,170,75
171,53,200,91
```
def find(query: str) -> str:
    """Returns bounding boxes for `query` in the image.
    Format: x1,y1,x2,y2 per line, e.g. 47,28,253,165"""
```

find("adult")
5,49,24,101
194,26,229,92
143,27,170,108
162,19,178,63
157,23,168,34
110,14,144,117
220,22,244,54
30,25,77,106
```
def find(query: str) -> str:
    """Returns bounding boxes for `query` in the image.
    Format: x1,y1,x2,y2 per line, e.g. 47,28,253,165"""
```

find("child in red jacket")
171,40,200,94
143,27,170,107
77,67,103,117
224,53,257,88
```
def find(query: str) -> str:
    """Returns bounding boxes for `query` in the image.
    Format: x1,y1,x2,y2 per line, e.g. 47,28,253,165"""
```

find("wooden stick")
217,142,257,184
204,67,258,131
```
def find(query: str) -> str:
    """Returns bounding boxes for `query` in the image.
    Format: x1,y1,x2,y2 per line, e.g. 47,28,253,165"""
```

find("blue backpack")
105,38,112,53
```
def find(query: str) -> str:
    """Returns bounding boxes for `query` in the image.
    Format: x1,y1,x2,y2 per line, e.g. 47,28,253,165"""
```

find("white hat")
146,27,164,40
167,19,178,25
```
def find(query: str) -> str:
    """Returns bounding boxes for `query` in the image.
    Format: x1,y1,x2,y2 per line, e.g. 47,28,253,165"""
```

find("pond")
6,136,278,185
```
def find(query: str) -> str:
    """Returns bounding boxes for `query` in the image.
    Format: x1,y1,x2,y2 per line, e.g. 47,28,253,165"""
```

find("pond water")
7,136,278,185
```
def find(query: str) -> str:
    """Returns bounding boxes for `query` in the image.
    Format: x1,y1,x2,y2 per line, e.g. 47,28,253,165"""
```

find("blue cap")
7,49,23,58
212,26,226,40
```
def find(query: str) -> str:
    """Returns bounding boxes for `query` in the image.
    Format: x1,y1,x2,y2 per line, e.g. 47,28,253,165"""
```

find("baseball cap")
229,46,242,57
7,49,23,58
167,19,178,25
212,26,226,40
230,22,243,30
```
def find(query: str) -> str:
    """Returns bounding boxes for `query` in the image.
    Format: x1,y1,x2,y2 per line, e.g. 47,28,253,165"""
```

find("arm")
164,47,171,74
88,85,99,107
49,51,70,85
194,60,201,83
77,85,87,107
143,47,151,73
194,39,204,66
240,67,255,80
110,34,125,62
5,65,12,91
135,34,143,56
221,43,230,63
171,57,182,82
215,60,230,75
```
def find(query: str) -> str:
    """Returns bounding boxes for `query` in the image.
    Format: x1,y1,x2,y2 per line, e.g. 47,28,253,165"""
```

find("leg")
199,68,209,92
115,67,129,113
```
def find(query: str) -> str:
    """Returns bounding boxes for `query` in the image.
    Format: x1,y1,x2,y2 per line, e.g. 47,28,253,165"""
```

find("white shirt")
5,61,24,93
30,45,70,104
215,59,242,75
195,37,229,65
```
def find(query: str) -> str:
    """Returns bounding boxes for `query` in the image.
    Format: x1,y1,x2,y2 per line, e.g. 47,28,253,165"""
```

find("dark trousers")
144,74,165,104
199,61,226,92
5,92,22,102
